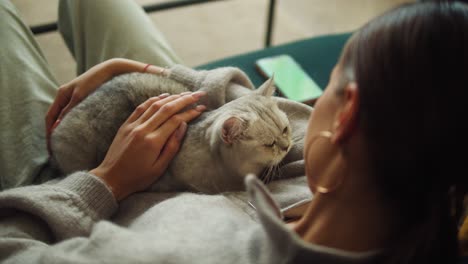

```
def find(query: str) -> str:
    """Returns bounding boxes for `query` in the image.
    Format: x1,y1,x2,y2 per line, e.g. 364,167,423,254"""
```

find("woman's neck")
291,186,396,253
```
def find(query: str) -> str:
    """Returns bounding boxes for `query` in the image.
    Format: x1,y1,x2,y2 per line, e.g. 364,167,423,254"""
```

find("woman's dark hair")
339,2,468,263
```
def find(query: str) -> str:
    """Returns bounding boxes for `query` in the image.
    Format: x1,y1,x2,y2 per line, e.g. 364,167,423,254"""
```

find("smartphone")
255,54,323,105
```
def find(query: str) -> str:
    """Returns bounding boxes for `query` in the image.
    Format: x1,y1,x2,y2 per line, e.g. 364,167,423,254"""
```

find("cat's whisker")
287,111,300,120
269,167,274,184
275,161,285,180
277,164,284,180
264,164,277,185
269,165,277,183
261,167,268,183
262,166,272,184
265,168,272,184
270,165,276,183
270,164,279,181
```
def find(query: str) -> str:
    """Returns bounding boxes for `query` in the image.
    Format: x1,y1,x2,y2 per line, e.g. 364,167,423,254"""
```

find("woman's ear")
332,82,359,143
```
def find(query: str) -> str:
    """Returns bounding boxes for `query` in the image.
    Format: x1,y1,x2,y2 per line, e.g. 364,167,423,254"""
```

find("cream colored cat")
51,73,292,193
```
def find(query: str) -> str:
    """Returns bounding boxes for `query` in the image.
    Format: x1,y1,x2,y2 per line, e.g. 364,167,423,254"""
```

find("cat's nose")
281,144,290,151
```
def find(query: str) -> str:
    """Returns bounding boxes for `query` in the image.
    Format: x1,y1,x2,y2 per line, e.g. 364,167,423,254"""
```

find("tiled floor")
11,0,414,85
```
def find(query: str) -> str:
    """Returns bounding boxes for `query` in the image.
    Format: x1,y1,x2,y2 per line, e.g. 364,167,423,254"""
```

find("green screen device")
255,54,323,105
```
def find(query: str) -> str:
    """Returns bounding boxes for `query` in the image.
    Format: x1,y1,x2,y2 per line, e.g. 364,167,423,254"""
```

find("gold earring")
308,130,344,194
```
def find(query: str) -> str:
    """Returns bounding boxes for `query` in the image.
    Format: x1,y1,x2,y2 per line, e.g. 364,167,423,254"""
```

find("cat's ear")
256,76,276,97
222,117,245,145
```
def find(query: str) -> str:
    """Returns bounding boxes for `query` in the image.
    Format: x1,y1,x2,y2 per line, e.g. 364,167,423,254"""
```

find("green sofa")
196,32,352,90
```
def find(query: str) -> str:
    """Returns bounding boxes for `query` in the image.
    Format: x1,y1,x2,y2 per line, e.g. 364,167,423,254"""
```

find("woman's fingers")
144,99,206,133
56,94,82,122
45,87,69,133
146,107,205,150
126,93,170,123
137,94,184,124
151,122,187,174
138,91,206,129
45,86,74,154
45,101,61,136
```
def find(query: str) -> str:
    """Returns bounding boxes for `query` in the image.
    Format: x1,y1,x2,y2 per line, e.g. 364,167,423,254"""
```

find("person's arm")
1,90,206,262
0,171,117,263
45,58,167,153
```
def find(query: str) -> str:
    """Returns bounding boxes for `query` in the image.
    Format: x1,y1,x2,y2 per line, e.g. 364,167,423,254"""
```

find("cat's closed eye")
264,141,276,148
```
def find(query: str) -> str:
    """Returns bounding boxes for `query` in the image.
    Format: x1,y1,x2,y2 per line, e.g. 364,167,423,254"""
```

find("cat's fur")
50,72,292,193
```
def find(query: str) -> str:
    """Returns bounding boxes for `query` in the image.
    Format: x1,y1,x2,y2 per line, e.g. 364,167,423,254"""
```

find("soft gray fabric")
0,172,379,264
0,65,380,263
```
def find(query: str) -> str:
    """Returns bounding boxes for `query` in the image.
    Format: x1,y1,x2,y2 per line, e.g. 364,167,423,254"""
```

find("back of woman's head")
339,1,468,263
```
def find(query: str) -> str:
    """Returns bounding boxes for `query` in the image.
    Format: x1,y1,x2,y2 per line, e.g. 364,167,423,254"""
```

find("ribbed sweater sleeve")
0,172,118,263
0,171,117,240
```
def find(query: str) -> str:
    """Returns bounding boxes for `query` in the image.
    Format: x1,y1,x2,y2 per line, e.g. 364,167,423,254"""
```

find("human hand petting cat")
90,91,206,201
45,58,168,154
